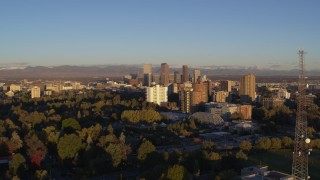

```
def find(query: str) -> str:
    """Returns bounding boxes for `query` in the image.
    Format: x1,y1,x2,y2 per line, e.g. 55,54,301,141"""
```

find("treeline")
121,109,162,123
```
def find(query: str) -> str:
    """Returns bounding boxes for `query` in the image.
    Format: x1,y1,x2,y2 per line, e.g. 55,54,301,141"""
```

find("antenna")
292,50,310,180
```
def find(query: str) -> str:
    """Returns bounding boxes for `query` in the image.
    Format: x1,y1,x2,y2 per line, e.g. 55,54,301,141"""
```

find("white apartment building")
146,85,168,105
31,86,41,98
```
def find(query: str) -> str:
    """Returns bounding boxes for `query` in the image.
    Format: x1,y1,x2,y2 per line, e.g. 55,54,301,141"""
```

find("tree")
208,152,221,161
236,150,248,160
61,118,81,132
252,107,268,121
10,153,26,176
24,133,47,166
239,140,252,152
282,136,293,148
57,134,82,160
7,131,23,153
162,164,189,180
271,137,282,149
43,126,60,144
255,138,271,150
105,143,132,167
137,140,156,161
201,141,215,151
307,127,316,136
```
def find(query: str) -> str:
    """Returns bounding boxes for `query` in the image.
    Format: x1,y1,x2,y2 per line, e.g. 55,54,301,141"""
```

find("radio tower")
292,50,310,180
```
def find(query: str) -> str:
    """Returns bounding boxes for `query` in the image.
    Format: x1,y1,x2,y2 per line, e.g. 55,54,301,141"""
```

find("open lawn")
247,150,320,179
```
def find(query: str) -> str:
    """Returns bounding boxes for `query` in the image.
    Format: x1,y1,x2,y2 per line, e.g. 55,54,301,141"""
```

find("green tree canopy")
162,164,189,180
282,136,293,148
255,137,271,150
105,142,132,167
236,150,248,160
137,140,156,161
10,153,26,176
57,134,82,160
61,118,81,132
270,137,282,149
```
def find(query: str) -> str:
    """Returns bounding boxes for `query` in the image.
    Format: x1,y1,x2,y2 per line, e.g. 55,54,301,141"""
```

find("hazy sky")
0,0,319,69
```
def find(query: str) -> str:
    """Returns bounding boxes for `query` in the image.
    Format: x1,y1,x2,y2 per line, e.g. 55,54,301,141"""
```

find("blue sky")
0,0,319,69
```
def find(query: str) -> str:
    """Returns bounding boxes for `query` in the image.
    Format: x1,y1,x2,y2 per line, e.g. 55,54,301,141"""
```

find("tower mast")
292,50,310,180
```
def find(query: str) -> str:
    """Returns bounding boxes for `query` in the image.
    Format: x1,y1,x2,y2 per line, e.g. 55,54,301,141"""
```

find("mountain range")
0,65,319,80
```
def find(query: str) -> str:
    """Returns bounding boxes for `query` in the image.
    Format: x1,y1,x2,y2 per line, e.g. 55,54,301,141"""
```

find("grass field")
247,150,320,179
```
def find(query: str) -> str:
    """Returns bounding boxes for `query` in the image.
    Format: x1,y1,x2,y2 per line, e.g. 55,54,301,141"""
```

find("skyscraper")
143,64,153,86
193,69,201,82
160,63,169,86
174,71,181,83
180,88,192,113
182,65,189,83
143,64,152,74
220,80,232,92
239,73,256,103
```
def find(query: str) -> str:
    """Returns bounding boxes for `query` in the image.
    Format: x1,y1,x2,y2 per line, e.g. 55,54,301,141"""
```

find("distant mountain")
0,65,319,80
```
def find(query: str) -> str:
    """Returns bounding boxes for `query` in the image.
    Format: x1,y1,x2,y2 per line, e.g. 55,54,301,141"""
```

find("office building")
146,85,168,105
152,74,160,84
193,69,201,82
262,97,284,109
143,64,152,74
182,65,189,83
160,63,169,86
214,91,229,103
143,64,153,86
174,71,181,83
239,73,256,103
220,80,232,92
31,86,41,98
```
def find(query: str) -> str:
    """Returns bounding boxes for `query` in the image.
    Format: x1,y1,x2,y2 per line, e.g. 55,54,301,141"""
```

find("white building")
205,102,238,120
277,88,291,99
31,86,41,98
146,85,168,105
10,84,21,92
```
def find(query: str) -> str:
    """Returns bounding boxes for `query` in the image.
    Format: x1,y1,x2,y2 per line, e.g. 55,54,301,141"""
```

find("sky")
0,0,319,70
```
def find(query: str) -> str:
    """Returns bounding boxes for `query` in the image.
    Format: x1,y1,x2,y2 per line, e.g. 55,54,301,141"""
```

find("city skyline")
0,1,320,70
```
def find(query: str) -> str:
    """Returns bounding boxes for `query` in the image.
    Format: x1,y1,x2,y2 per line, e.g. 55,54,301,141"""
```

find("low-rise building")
10,84,21,92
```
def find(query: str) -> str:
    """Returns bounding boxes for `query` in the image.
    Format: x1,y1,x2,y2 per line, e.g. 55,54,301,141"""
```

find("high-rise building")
144,73,152,87
152,74,160,84
214,91,229,103
31,86,41,98
143,64,153,87
220,80,232,92
146,85,168,105
193,69,201,82
180,88,192,113
143,64,152,74
174,71,181,83
160,63,169,86
182,65,189,83
239,73,256,103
